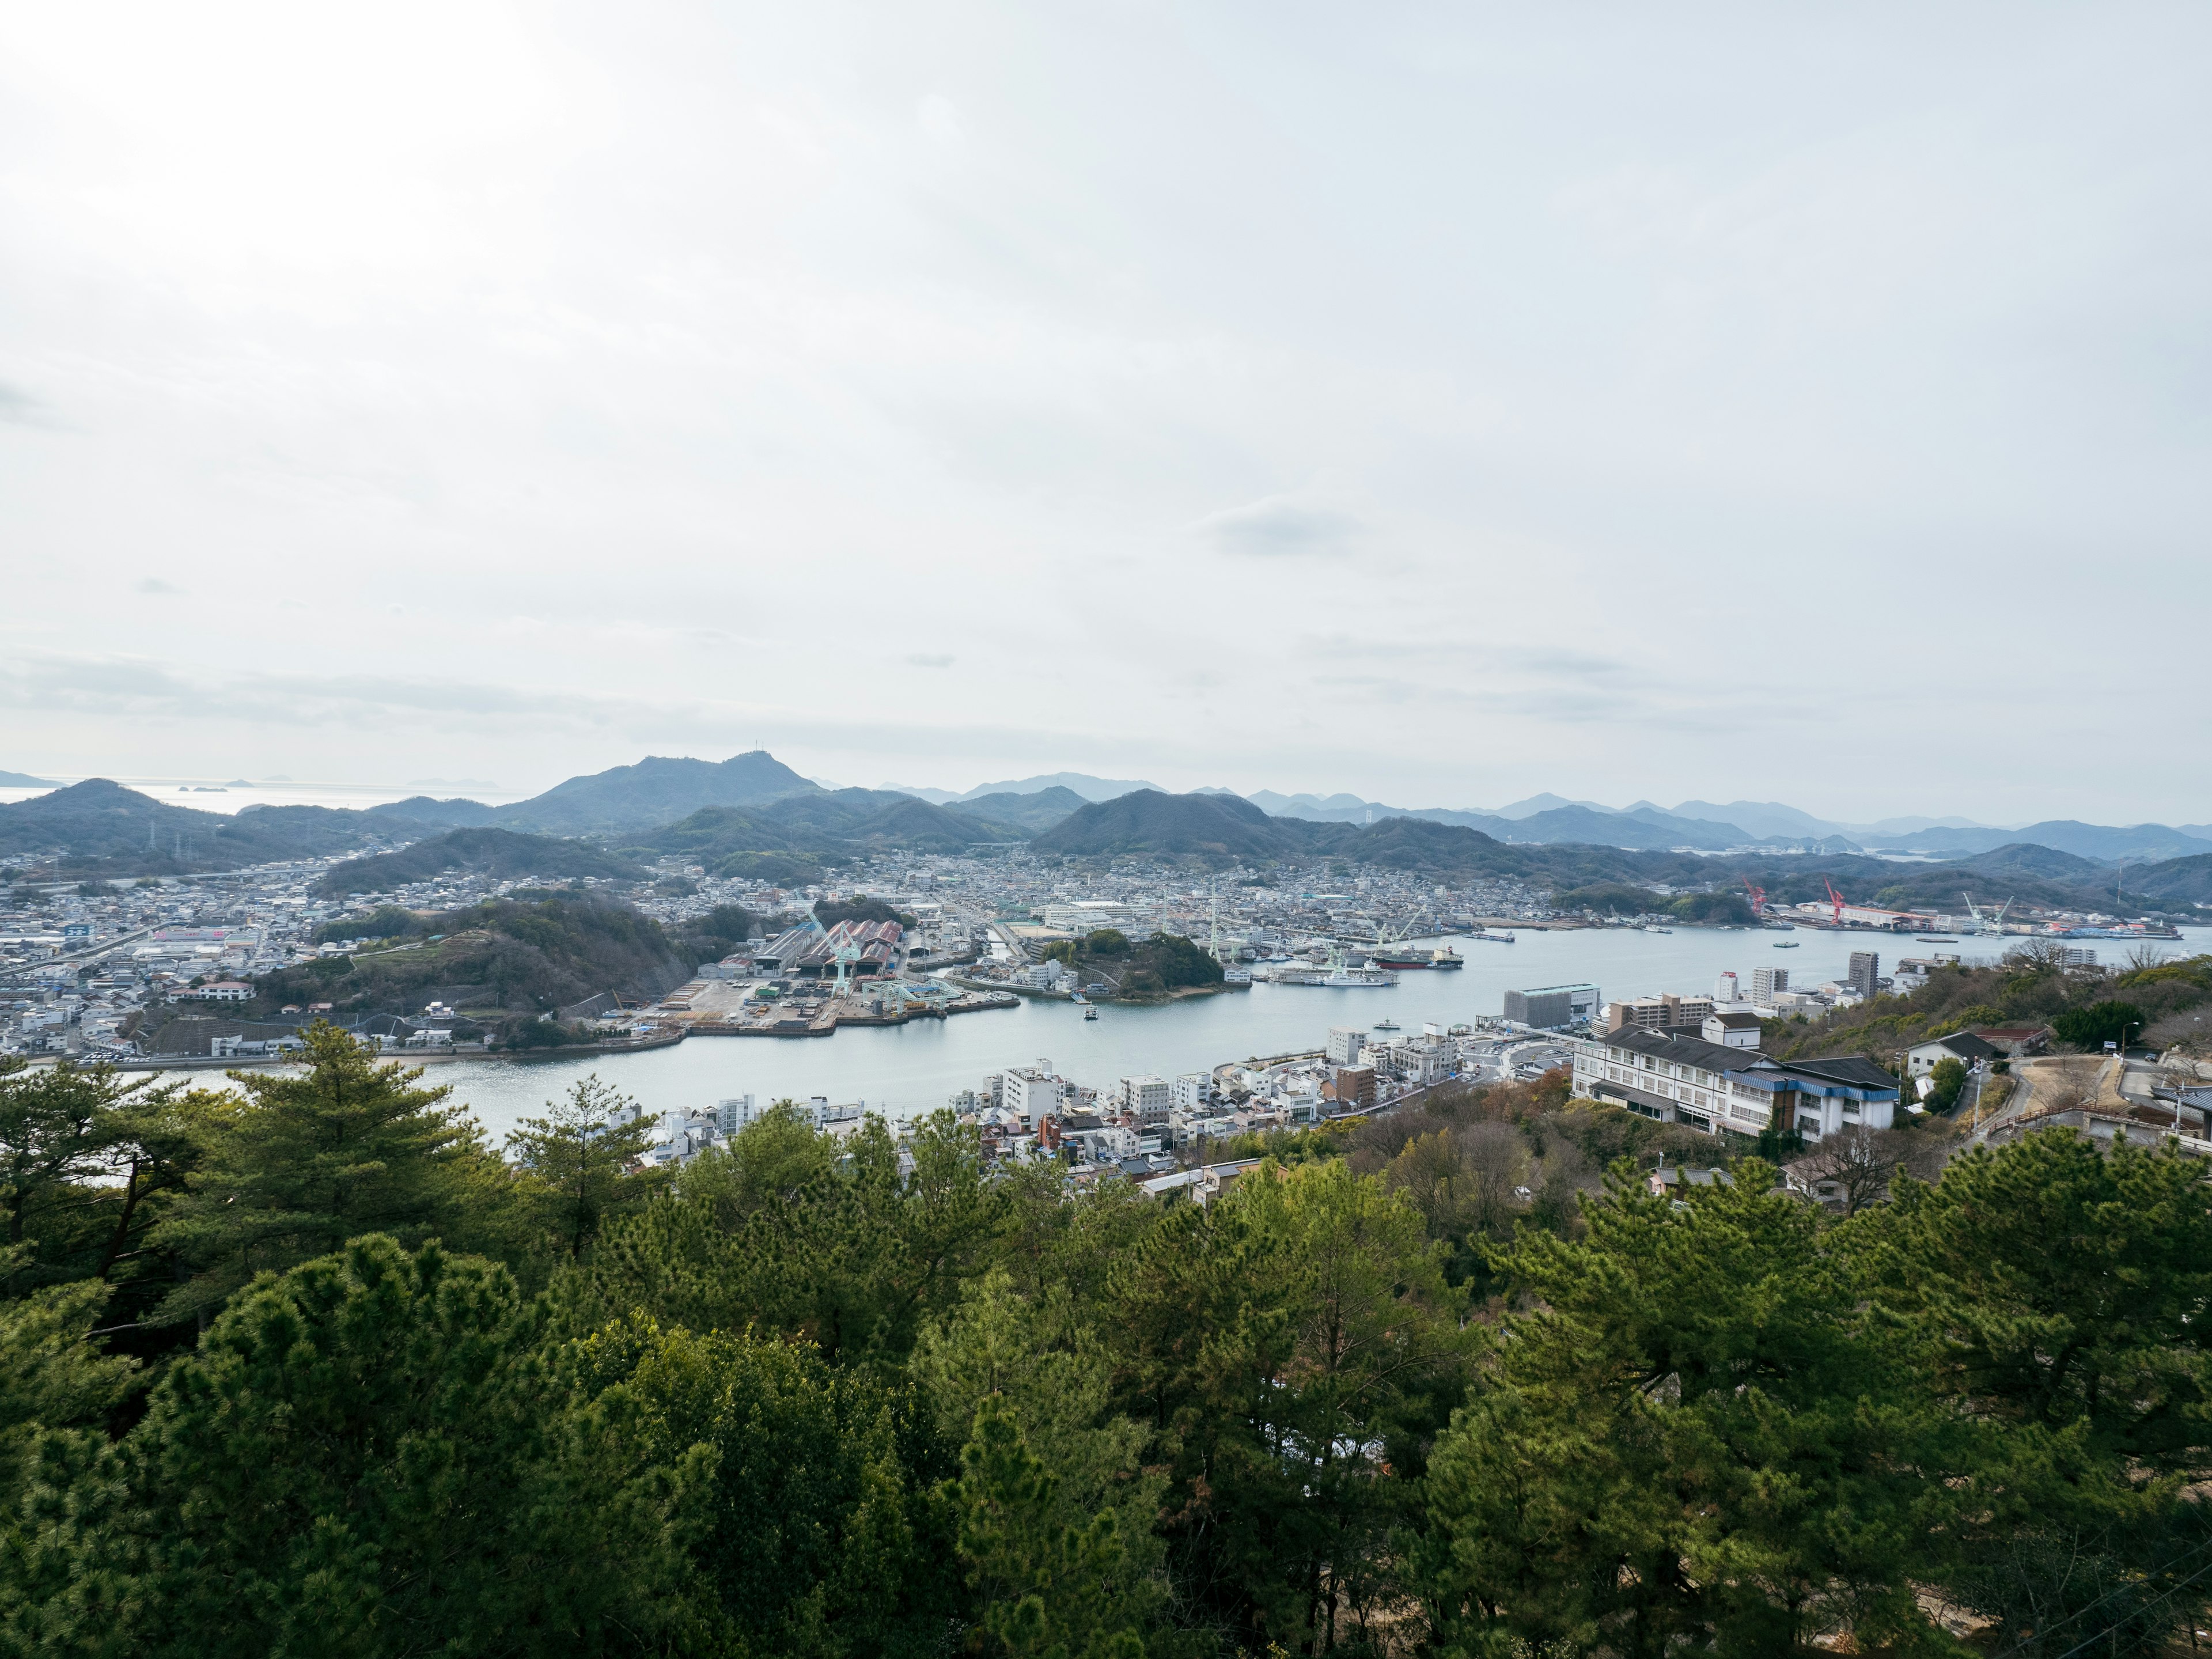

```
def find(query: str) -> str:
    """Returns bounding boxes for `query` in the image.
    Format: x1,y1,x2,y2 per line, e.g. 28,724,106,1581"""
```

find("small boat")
1643,925,1672,934
1373,1017,1400,1032
1082,1005,1099,1021
1773,941,1800,949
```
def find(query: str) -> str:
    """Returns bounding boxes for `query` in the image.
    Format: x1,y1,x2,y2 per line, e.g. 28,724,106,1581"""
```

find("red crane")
1740,877,1766,917
1821,877,1846,926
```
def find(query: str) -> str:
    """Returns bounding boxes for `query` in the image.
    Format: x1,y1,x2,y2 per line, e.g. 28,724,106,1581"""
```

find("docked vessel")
1268,946,1397,987
1372,945,1467,969
2051,923,2181,939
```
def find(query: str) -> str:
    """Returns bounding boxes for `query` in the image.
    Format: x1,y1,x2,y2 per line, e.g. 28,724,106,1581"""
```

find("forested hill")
488,749,820,834
317,827,649,895
0,779,430,876
9,1032,2212,1654
1029,788,2201,911
238,892,690,1025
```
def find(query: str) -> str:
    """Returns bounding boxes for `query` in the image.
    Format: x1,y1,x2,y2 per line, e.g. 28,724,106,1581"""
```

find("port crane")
1961,894,2012,935
830,942,863,997
1740,877,1767,919
1821,877,1847,926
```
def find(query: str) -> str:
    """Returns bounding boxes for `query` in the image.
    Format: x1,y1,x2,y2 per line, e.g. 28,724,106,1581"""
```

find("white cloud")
1195,497,1358,558
0,3,2206,820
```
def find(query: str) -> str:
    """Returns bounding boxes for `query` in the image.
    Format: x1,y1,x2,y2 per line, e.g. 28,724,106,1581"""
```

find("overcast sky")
2,2,2207,822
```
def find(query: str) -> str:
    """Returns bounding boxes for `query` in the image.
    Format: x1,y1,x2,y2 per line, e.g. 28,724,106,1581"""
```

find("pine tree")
953,1402,1146,1659
506,1075,666,1260
32,1234,688,1658
152,1023,494,1323
1421,1161,1955,1656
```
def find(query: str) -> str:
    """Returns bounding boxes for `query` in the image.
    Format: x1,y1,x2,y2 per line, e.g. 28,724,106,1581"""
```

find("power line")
1983,1528,2212,1659
2048,1551,2212,1659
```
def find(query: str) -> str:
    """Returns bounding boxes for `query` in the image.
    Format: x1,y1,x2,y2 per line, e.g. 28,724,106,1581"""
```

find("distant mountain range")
0,769,57,788
9,757,2212,908
893,771,1166,805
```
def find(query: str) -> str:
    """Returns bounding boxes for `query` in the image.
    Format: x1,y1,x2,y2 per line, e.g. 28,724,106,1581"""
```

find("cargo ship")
1372,945,1465,969
2049,922,2181,940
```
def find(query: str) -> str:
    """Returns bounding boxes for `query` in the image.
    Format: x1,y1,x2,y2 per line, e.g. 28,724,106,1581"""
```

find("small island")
1042,927,1241,1004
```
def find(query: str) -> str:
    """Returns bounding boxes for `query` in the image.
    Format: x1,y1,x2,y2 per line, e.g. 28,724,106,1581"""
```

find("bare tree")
2124,942,2172,974
2006,938,2075,974
1791,1126,1948,1214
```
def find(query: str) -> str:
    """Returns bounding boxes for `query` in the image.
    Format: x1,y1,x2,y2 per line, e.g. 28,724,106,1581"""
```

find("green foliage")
1105,1158,1474,1650
0,1249,138,1513
2116,952,2212,993
251,894,687,1021
1422,1162,1957,1656
2051,998,2149,1051
1138,932,1222,991
310,905,418,945
1847,1132,2212,1646
21,999,2212,1659
569,1316,959,1656
1926,1054,1968,1112
666,902,765,965
502,1017,588,1049
3,1235,683,1657
1665,889,1756,925
560,1111,1005,1367
150,1023,499,1323
1084,928,1130,956
952,1404,1146,1659
506,1077,669,1260
0,1060,145,1262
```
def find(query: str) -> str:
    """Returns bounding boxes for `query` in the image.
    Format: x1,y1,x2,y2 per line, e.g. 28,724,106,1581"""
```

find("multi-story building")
1504,983,1601,1029
1118,1075,1172,1125
1605,992,1713,1032
1847,951,1880,1002
1752,966,1789,1002
1003,1062,1073,1126
1331,1065,1377,1109
1325,1027,1365,1066
1572,1027,1899,1141
1702,1010,1763,1049
1171,1073,1211,1112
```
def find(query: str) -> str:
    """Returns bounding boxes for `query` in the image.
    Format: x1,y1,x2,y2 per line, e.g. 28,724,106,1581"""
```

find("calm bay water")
424,924,2212,1139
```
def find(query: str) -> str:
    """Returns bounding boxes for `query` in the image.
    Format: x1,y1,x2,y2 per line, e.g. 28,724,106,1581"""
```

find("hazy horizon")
5,3,2207,820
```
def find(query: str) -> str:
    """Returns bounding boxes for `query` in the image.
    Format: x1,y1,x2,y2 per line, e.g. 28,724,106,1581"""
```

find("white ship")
1268,945,1397,988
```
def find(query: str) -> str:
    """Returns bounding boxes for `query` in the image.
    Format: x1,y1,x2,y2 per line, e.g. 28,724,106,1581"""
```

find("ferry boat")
1083,1005,1099,1020
1773,940,1800,949
1373,1017,1400,1031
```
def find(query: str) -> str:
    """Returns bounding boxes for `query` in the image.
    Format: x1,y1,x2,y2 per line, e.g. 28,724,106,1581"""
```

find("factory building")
1503,982,1601,1029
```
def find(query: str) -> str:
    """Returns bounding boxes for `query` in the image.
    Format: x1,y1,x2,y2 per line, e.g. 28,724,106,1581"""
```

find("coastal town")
6,806,2203,1188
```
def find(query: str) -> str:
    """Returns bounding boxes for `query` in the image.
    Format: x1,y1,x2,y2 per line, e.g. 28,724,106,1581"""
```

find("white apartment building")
1003,1062,1073,1126
1172,1073,1211,1112
1326,1027,1365,1066
1119,1075,1172,1124
1573,1027,1901,1141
